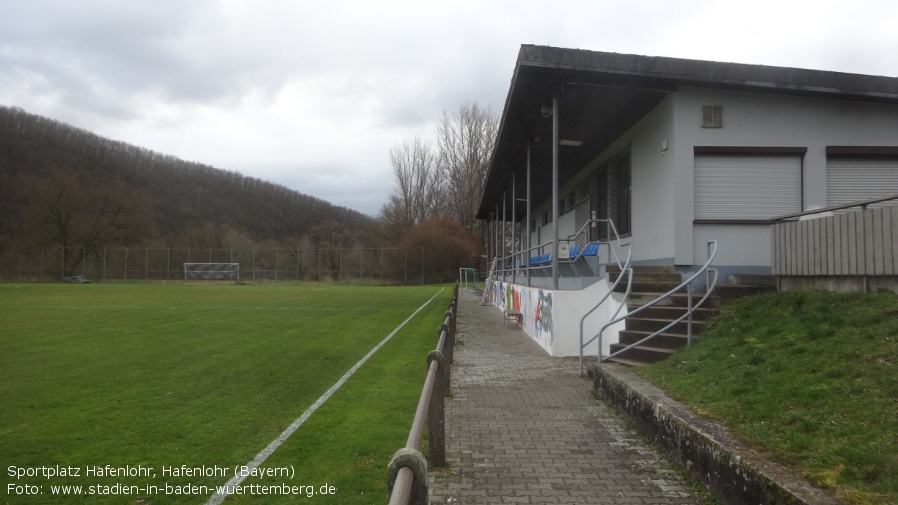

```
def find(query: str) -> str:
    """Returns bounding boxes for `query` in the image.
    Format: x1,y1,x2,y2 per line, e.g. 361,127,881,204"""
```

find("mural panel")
489,281,553,351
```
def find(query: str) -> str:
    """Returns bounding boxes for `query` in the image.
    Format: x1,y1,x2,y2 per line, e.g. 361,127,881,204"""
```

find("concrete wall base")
592,363,844,505
778,275,898,293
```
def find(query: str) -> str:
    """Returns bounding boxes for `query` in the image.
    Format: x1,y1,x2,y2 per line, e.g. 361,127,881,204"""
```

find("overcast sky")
2,0,896,216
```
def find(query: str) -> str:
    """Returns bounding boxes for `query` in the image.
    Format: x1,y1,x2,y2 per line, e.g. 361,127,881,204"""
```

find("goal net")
183,263,240,284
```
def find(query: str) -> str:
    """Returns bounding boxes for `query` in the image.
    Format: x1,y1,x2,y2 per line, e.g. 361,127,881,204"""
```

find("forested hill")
0,105,373,253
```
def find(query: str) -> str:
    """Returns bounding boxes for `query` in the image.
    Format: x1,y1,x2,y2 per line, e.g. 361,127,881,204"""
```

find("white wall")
552,280,627,358
671,88,898,267
485,279,626,358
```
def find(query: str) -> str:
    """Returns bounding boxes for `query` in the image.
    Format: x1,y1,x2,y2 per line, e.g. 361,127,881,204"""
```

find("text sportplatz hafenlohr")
7,465,337,498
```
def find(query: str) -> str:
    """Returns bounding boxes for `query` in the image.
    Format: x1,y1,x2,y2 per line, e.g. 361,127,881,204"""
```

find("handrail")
578,254,632,375
571,218,633,375
771,193,898,221
593,240,719,367
387,282,459,505
497,218,630,275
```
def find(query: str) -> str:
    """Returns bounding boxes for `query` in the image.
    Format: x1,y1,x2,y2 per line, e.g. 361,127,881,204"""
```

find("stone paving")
428,292,701,505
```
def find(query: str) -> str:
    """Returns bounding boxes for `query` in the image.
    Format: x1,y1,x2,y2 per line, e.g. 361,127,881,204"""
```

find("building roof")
478,44,898,220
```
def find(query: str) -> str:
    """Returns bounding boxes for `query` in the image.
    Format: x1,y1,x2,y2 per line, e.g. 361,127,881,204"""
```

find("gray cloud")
2,0,896,216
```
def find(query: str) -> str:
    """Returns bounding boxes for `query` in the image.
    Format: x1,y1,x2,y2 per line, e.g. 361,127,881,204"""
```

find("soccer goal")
459,267,481,294
183,263,240,284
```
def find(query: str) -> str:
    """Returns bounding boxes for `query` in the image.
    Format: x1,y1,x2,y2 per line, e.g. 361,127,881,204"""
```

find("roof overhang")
478,45,898,220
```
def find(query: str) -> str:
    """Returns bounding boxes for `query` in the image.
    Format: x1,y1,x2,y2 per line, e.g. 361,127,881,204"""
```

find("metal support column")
551,96,560,290
502,189,507,281
526,144,532,288
511,173,517,285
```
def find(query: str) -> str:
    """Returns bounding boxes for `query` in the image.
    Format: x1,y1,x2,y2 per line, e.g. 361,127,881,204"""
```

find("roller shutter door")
694,155,802,220
827,158,898,207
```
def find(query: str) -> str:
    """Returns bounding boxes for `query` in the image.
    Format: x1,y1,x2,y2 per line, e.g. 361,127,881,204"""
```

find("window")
694,149,803,221
702,105,723,128
826,147,898,208
591,150,631,239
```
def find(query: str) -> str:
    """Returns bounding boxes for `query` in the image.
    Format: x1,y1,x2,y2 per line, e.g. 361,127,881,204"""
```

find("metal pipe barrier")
387,282,459,505
589,241,719,367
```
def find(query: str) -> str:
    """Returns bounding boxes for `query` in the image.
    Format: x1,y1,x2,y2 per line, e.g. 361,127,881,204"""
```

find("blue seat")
568,245,581,259
583,242,600,256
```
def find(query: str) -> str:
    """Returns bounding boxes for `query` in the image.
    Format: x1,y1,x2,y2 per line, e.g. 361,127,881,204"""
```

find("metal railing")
387,282,459,505
771,192,898,221
585,240,719,370
575,219,633,375
496,218,629,277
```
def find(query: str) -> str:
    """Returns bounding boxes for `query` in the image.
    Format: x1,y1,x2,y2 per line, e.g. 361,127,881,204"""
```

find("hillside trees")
400,215,482,283
0,105,373,255
312,219,361,281
30,171,156,275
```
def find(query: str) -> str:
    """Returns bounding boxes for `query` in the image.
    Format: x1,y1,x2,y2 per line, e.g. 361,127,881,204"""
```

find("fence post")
426,350,446,467
442,316,454,367
387,448,427,505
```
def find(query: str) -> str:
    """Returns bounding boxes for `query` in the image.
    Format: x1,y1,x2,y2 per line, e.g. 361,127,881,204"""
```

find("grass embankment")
635,290,898,505
0,283,452,504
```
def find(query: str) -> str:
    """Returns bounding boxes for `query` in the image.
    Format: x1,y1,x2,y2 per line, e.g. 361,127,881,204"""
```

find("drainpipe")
552,96,560,290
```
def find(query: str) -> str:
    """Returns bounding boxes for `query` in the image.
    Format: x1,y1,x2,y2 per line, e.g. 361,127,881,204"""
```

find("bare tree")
312,219,359,281
377,137,441,244
34,171,155,275
435,103,498,230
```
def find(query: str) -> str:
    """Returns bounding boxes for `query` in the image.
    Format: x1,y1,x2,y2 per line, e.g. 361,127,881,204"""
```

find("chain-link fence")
0,247,447,285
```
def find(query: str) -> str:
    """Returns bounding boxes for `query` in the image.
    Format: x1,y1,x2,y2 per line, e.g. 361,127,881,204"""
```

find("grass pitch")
1,283,452,504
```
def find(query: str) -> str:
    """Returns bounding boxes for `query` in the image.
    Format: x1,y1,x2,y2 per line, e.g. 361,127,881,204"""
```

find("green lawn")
635,290,898,505
1,283,452,504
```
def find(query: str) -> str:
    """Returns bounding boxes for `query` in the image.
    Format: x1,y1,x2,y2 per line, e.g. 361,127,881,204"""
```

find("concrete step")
617,330,691,350
628,292,709,308
608,343,676,364
602,356,645,368
624,317,708,335
607,265,676,275
634,305,716,321
602,267,772,366
613,280,684,293
610,271,683,282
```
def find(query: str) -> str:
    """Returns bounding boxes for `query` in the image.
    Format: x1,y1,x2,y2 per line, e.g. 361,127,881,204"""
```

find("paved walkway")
428,292,701,505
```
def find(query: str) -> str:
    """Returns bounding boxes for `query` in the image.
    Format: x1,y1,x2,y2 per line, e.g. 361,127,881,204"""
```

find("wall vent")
702,105,723,128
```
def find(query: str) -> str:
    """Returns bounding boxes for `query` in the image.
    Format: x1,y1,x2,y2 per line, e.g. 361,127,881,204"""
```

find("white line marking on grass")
205,287,445,505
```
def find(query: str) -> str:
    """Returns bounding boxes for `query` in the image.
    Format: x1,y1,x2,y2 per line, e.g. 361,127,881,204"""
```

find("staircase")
605,265,774,366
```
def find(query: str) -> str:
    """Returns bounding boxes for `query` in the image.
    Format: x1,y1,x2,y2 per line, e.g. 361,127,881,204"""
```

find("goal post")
459,267,481,293
183,263,240,284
